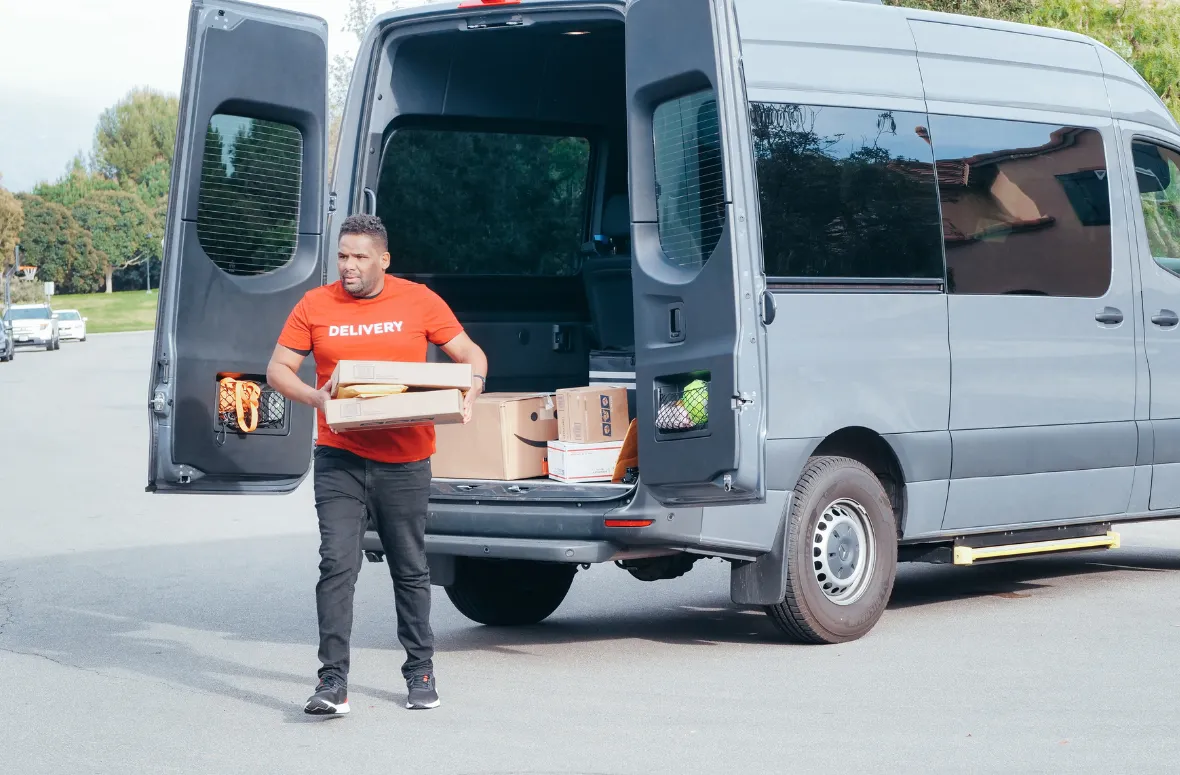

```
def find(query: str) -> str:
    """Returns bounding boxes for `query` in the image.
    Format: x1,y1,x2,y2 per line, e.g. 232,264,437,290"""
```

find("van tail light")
459,0,521,6
604,519,653,528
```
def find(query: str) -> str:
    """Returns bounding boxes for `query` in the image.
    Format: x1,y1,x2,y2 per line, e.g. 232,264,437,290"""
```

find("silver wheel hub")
811,498,876,606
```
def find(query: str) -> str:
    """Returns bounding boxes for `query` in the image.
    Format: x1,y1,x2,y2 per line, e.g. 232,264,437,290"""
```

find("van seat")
582,194,634,350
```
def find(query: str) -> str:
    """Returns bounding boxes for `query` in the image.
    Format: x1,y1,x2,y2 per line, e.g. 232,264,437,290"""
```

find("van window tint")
929,115,1112,297
750,103,944,280
652,90,726,270
1131,141,1180,277
376,129,590,276
196,114,303,276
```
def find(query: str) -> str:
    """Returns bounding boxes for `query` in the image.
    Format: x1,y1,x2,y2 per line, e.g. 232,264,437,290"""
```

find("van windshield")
375,128,591,276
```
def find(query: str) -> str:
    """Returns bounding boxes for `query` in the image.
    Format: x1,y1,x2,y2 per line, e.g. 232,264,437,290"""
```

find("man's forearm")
267,362,323,407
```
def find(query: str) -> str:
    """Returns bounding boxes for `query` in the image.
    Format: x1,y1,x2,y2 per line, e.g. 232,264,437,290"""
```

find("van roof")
362,0,1177,134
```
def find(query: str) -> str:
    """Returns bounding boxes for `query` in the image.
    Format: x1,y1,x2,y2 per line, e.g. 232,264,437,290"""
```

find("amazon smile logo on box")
329,322,403,337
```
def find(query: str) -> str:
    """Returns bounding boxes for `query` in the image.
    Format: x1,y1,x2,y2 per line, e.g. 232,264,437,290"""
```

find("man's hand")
309,383,333,413
461,381,482,424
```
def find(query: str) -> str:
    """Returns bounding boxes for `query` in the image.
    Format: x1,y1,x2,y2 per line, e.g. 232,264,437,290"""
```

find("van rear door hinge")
328,192,337,213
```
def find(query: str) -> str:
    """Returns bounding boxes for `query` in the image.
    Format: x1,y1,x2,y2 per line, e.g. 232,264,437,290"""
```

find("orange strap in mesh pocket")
219,377,262,433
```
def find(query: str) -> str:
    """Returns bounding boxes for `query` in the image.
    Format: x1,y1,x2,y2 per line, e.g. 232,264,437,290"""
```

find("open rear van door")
625,0,768,506
147,0,328,493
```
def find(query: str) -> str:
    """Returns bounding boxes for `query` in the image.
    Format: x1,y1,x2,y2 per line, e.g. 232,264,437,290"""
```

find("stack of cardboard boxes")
322,360,630,484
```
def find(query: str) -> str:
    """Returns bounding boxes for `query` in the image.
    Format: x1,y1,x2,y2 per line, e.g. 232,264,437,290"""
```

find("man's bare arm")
439,332,488,386
439,332,488,422
266,344,331,411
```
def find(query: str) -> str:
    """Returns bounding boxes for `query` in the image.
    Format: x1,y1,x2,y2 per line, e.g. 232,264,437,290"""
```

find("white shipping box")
546,439,624,483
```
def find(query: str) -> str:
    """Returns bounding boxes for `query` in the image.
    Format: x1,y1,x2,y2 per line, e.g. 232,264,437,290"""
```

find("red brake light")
458,0,521,6
604,519,654,528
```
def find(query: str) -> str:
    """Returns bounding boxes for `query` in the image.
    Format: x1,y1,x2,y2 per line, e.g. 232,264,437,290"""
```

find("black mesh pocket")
217,379,286,434
654,379,710,433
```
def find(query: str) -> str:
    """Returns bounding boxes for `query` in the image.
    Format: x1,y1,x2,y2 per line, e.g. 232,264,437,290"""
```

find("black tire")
765,455,898,644
445,558,577,626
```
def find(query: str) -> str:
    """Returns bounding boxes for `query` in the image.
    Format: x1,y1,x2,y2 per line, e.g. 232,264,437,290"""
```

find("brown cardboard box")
324,389,464,432
556,386,629,443
432,393,558,480
329,360,472,397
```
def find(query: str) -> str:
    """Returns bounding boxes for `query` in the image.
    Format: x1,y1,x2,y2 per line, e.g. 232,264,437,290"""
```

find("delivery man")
266,213,487,715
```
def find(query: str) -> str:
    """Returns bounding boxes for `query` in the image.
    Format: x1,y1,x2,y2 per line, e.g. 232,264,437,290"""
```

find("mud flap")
729,493,791,605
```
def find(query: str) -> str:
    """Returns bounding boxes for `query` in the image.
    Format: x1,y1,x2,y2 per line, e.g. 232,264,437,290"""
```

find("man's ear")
381,251,391,271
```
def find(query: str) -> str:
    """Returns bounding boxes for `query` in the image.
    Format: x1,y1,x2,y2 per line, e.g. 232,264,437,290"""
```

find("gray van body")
147,0,1180,616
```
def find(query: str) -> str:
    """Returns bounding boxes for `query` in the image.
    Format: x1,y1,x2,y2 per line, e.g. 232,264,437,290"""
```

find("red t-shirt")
277,276,465,463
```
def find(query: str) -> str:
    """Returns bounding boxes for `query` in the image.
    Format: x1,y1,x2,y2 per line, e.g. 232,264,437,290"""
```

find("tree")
15,194,104,293
92,87,180,186
0,174,23,268
71,189,158,294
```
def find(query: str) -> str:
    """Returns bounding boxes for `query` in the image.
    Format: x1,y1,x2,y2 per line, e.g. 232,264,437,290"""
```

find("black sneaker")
406,672,440,709
304,676,349,715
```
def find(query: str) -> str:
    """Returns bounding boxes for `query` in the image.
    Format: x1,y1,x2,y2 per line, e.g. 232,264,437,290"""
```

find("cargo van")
147,0,1180,643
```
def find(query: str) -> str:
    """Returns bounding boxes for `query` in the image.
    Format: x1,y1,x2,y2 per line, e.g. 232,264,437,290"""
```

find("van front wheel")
766,455,898,644
445,558,577,626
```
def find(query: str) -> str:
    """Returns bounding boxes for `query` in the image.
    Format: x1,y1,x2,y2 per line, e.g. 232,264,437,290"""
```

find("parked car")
52,309,88,342
4,303,59,351
0,317,14,362
147,0,1180,644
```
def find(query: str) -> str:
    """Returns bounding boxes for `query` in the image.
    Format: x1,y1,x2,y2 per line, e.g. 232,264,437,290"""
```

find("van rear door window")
375,129,590,276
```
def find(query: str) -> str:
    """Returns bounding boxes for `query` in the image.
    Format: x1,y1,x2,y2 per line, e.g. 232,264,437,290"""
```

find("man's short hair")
339,214,388,252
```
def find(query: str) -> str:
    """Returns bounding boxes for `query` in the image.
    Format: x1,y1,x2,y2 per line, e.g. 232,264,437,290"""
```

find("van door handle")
668,303,685,342
1095,307,1123,325
363,188,376,215
1152,310,1179,328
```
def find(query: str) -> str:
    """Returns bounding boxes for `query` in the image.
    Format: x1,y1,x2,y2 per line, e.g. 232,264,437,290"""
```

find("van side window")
652,90,726,270
376,129,590,276
1131,141,1180,276
749,103,944,281
928,115,1112,297
196,114,303,276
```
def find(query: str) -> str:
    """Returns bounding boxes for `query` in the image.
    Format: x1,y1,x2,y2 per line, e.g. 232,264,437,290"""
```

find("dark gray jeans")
312,445,434,683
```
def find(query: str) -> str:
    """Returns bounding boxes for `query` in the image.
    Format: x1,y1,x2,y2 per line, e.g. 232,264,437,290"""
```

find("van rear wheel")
765,455,898,644
445,558,577,626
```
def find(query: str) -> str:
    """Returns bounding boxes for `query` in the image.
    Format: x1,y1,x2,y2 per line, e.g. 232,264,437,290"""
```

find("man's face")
337,233,390,297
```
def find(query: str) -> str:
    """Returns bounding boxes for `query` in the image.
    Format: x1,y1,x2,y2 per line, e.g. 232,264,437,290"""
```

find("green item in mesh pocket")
683,379,708,425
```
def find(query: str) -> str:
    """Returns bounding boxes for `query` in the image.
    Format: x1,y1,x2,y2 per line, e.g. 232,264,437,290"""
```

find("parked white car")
4,304,59,351
53,309,88,342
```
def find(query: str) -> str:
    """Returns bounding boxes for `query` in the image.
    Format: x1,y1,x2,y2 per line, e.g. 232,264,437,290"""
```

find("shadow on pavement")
1,534,1177,715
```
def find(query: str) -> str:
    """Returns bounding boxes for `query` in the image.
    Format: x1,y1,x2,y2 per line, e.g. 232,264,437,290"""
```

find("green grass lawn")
53,290,159,334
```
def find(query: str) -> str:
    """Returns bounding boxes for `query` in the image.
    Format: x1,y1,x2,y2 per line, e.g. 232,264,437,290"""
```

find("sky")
0,0,425,194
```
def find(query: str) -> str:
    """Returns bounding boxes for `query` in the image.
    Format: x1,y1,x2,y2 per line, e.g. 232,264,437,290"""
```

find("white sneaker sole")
305,700,350,715
406,698,441,709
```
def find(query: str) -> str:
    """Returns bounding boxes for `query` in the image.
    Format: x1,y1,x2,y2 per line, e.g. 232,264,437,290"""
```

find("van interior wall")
373,18,631,395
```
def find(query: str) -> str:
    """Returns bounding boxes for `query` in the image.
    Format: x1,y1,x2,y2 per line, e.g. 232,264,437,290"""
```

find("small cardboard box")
556,385,629,443
324,389,464,432
432,393,558,480
547,439,625,483
329,360,472,397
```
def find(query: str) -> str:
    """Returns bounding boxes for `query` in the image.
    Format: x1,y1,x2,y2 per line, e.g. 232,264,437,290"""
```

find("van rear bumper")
362,532,626,564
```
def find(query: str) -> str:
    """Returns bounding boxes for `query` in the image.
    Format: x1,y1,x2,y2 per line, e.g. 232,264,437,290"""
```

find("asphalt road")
2,332,1180,774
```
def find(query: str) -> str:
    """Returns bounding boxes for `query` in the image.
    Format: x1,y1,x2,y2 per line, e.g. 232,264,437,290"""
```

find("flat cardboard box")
324,388,464,432
547,439,625,483
432,393,558,480
556,385,629,443
329,360,472,397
